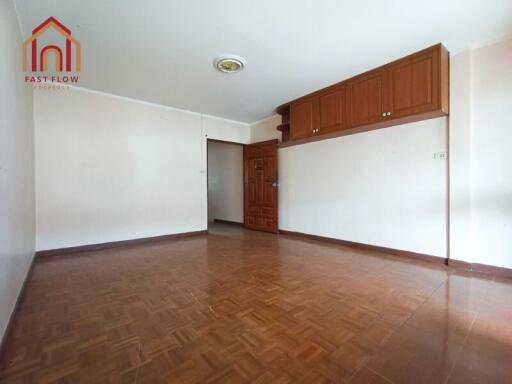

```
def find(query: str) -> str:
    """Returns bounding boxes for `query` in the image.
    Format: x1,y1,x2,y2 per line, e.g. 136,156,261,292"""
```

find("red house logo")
22,17,81,72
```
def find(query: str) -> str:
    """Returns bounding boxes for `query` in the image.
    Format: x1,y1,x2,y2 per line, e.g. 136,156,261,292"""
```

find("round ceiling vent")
214,55,246,73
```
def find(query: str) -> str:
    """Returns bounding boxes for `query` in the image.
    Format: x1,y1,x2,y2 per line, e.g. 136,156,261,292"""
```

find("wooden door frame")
206,138,246,228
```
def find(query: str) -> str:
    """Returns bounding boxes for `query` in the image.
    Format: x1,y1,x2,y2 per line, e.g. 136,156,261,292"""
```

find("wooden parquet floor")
1,223,512,383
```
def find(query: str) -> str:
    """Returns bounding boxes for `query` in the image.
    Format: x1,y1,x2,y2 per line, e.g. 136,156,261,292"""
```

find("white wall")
250,115,281,143
204,114,250,144
449,49,473,264
266,39,512,267
471,39,512,269
207,142,244,223
0,0,36,342
279,118,448,257
249,108,448,258
450,38,512,269
31,37,512,269
35,87,249,251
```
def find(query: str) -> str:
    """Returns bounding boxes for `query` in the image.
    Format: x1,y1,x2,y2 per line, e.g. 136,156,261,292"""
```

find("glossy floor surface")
1,223,511,383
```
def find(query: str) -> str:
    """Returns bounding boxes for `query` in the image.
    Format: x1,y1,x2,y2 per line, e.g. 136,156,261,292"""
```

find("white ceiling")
14,0,512,123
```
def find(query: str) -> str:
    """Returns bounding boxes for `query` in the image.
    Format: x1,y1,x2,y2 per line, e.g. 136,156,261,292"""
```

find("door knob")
382,112,386,117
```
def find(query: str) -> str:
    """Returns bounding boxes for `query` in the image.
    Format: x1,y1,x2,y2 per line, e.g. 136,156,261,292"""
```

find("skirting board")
213,219,244,226
449,259,512,279
279,229,512,279
0,252,36,365
36,230,208,257
278,229,445,265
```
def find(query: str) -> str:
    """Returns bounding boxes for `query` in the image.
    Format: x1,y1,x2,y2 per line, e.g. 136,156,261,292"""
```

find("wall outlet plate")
434,152,448,160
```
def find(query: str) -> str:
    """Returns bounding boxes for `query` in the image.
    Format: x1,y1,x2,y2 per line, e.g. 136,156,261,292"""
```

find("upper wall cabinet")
318,85,347,134
389,49,440,119
277,44,449,146
289,96,319,141
289,84,347,141
347,69,389,127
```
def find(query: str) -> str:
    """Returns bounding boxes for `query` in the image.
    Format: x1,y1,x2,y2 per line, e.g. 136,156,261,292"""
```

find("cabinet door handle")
382,112,386,117
387,112,392,116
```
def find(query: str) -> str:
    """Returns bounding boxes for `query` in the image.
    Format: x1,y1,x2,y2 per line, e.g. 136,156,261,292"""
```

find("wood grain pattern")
1,223,511,383
389,49,438,118
318,85,347,134
244,140,278,233
278,43,449,146
278,109,446,148
289,97,319,141
347,69,388,127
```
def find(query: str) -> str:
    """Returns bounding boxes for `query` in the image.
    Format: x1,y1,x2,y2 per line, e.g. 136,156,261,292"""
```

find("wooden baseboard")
447,258,471,269
278,229,445,265
0,252,36,364
449,259,512,279
279,229,512,279
36,230,208,257
213,219,244,226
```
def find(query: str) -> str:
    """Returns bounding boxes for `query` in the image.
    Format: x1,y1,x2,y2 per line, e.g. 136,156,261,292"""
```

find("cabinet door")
318,85,346,134
347,70,388,127
389,49,439,118
290,97,319,140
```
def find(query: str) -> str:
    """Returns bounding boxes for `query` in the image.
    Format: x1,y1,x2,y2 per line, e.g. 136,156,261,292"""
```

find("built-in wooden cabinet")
347,69,388,127
277,44,449,146
318,85,346,134
289,96,319,140
389,48,439,118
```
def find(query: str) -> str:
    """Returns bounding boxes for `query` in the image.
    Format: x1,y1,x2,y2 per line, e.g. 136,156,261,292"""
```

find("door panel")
318,85,346,134
290,97,319,140
390,50,439,117
244,140,278,233
347,70,388,127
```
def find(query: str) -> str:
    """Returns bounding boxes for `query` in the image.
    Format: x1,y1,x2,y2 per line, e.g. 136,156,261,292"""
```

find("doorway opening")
207,139,245,228
207,138,279,233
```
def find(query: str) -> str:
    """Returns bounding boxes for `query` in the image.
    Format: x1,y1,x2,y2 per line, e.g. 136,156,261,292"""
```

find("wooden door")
389,49,439,118
244,140,278,233
290,97,319,140
318,85,346,134
347,70,388,127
